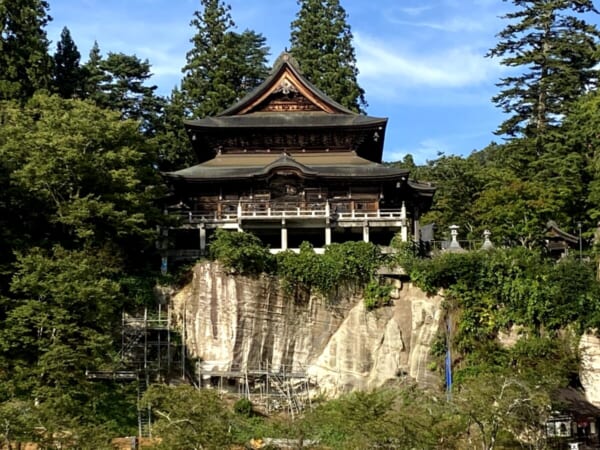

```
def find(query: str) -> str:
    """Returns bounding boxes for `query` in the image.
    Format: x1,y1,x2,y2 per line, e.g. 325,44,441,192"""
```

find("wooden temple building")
162,53,435,259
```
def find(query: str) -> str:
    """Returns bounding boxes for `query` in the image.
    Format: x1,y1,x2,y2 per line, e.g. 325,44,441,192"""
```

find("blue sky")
45,0,599,163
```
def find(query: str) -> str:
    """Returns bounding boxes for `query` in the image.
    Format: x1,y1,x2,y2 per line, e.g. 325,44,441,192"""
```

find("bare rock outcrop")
170,261,443,394
580,332,600,406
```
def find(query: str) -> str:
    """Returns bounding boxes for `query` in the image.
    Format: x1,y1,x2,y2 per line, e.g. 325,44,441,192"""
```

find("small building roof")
546,220,578,245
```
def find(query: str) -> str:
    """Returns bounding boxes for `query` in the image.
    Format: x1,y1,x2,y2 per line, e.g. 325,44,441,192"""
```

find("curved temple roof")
183,52,387,163
165,151,411,182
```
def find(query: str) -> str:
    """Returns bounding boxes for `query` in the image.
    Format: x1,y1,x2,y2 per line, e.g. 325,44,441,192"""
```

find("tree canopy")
488,0,600,142
290,0,367,113
180,0,270,118
0,0,52,101
52,26,83,99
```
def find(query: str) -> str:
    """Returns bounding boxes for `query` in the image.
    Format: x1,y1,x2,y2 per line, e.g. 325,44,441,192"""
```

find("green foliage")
275,242,322,298
452,372,552,450
0,92,160,433
488,0,600,141
301,387,464,449
79,45,164,135
0,0,52,101
142,384,232,450
52,26,84,99
181,0,270,118
208,229,273,275
406,251,487,295
415,154,486,234
405,248,597,388
208,232,383,302
0,245,141,437
276,241,382,300
233,397,254,417
363,279,392,310
0,93,163,266
509,333,580,388
290,0,367,113
152,87,195,171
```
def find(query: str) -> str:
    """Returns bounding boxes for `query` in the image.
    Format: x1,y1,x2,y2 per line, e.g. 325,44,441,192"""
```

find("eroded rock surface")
170,262,443,393
580,332,600,406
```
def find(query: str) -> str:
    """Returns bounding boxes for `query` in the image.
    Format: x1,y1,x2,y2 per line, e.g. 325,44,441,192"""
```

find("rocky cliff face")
580,333,600,406
170,261,443,394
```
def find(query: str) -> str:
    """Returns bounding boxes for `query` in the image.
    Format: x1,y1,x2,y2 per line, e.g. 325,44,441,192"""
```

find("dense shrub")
208,229,273,275
208,231,388,306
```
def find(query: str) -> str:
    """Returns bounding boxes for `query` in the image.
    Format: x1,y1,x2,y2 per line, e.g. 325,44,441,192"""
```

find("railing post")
401,202,408,242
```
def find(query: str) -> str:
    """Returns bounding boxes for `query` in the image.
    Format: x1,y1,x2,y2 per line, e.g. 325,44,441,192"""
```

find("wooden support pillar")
325,226,332,246
199,225,206,255
363,223,370,243
400,201,408,242
413,206,420,242
281,219,288,250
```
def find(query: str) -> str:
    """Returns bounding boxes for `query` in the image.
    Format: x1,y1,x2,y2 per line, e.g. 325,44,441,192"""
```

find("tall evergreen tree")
81,41,106,102
52,26,83,98
290,0,367,113
80,44,163,135
488,0,600,141
0,0,53,100
180,0,269,118
153,87,195,171
98,52,164,134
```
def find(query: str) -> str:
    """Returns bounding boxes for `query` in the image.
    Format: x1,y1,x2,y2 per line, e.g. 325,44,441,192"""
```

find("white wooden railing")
173,201,407,224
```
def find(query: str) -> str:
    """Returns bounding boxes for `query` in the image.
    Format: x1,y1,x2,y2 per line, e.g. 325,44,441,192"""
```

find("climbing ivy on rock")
397,247,600,385
207,231,384,303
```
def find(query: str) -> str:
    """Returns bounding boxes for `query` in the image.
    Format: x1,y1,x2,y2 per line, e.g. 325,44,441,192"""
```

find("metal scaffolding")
196,361,313,418
86,305,184,441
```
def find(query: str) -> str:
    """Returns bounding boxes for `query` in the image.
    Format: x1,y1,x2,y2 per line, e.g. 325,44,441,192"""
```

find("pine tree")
80,44,163,134
0,0,53,100
153,87,195,170
52,26,83,98
81,41,107,103
98,52,164,134
488,0,600,141
290,0,367,113
180,0,269,118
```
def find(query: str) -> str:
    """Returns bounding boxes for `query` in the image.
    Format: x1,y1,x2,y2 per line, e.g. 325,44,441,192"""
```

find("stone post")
448,225,462,250
363,223,370,243
481,229,494,250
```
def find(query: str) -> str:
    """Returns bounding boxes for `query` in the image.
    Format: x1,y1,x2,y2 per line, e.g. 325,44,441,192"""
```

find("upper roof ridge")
216,50,356,117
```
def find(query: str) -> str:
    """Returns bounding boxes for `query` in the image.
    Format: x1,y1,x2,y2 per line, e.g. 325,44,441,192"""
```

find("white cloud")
355,34,501,89
389,16,486,33
384,138,448,164
393,6,433,17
